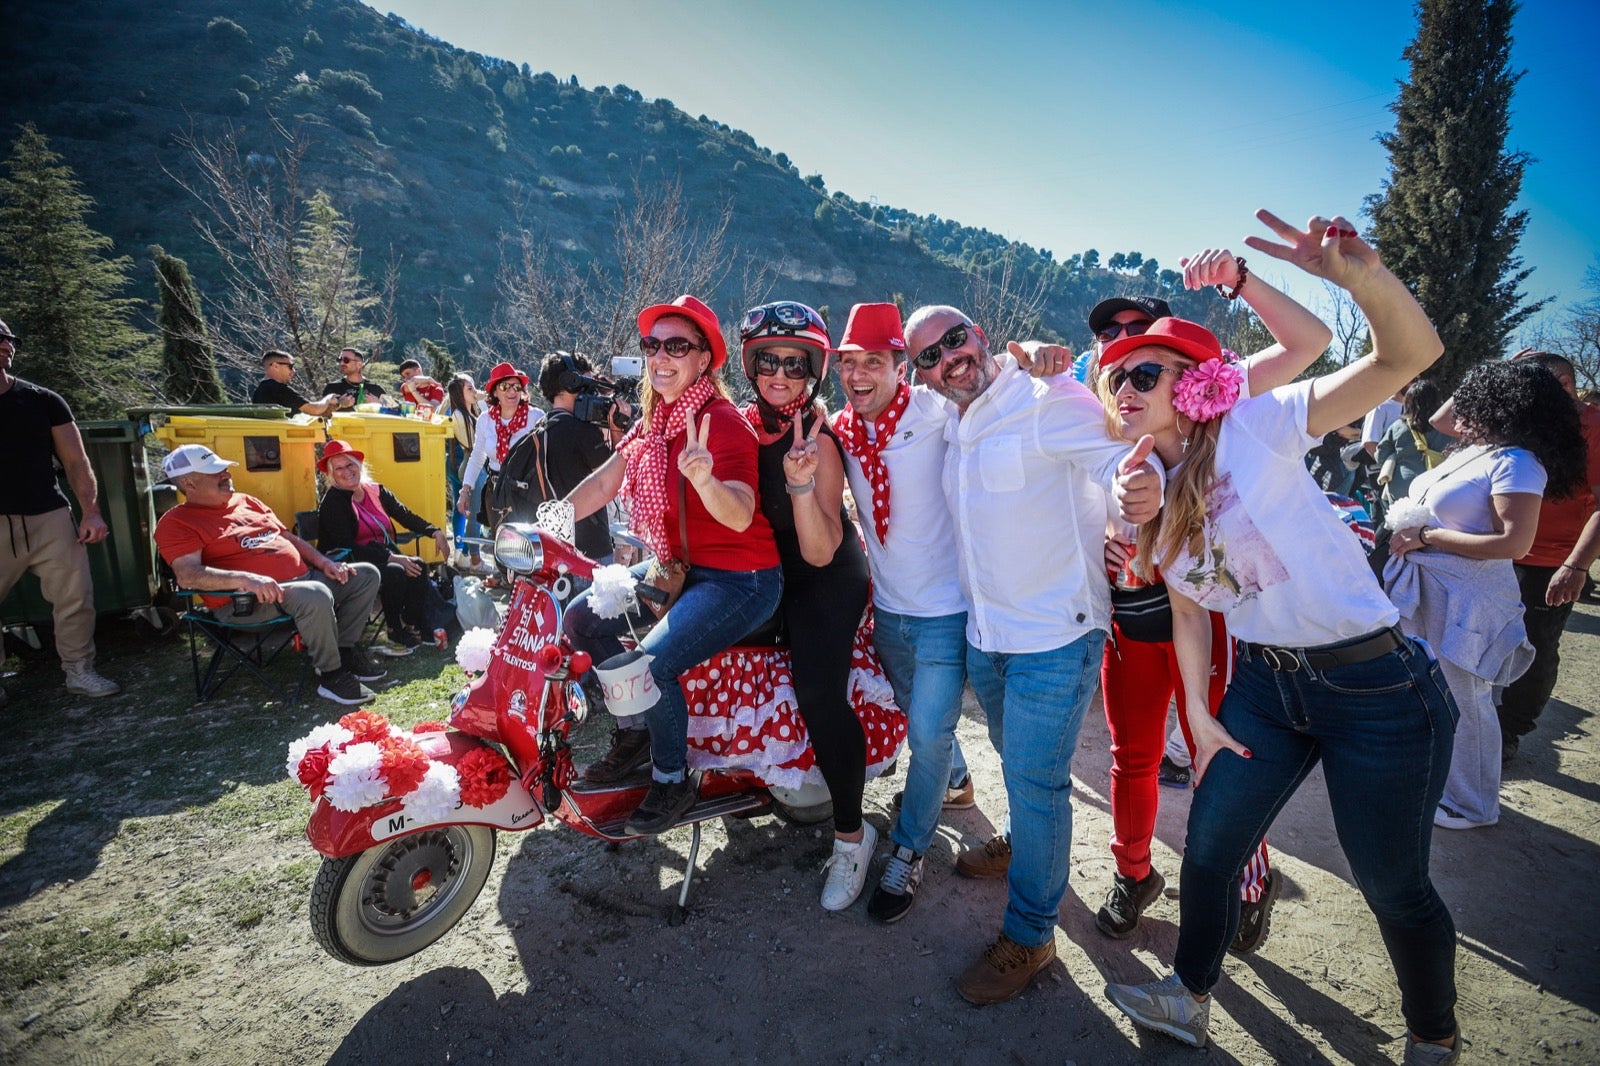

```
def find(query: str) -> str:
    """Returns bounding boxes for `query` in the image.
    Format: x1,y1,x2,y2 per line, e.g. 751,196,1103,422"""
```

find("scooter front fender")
306,731,544,858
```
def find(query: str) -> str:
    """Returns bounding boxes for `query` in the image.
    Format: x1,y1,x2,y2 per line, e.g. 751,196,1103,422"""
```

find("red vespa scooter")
296,523,905,965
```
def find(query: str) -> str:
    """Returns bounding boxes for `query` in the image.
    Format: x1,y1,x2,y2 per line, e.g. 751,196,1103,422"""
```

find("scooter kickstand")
670,820,702,927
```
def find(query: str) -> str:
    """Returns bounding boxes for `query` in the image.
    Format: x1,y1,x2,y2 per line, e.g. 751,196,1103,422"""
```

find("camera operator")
536,352,632,559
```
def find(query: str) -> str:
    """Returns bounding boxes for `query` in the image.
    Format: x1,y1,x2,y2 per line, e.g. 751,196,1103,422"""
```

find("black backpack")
489,422,555,525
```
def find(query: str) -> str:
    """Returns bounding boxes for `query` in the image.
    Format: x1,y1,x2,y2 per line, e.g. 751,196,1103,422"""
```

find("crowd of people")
6,210,1600,1064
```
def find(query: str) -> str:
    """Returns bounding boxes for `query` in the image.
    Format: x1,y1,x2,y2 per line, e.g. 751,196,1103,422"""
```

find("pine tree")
291,189,385,387
0,124,154,416
418,337,455,384
1365,0,1542,389
152,245,226,404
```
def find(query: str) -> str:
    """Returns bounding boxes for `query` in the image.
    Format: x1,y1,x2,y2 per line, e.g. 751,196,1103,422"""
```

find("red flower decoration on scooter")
378,734,430,797
296,747,334,799
339,709,392,745
456,746,512,808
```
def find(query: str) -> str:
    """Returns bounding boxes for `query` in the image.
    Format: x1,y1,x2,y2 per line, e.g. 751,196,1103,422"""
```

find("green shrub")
236,75,260,93
318,68,382,106
302,29,323,52
330,104,373,138
206,17,250,53
220,89,249,114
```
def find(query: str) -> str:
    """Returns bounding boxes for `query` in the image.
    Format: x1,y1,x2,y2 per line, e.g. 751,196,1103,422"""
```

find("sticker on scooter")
370,786,541,841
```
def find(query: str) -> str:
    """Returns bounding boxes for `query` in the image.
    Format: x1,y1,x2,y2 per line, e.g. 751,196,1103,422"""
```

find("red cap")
1100,317,1224,368
637,295,727,370
836,302,907,353
484,361,530,395
318,438,366,471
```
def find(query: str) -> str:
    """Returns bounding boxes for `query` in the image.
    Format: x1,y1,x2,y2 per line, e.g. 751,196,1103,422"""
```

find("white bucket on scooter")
593,649,659,715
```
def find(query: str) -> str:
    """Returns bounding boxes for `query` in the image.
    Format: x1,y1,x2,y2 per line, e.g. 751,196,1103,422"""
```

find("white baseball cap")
162,444,237,480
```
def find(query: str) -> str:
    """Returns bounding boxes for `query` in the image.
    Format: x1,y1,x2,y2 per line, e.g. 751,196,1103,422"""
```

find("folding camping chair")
162,559,312,704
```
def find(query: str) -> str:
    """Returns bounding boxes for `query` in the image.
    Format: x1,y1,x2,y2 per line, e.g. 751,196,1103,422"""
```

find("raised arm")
783,414,846,567
1181,247,1333,394
1243,210,1442,438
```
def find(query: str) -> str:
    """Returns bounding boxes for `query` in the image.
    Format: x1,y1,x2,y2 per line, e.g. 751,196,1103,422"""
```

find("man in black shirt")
251,349,337,415
0,318,120,700
319,347,388,410
537,352,617,559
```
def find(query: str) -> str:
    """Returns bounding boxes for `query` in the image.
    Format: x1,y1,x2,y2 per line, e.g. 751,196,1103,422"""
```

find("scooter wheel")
309,824,497,965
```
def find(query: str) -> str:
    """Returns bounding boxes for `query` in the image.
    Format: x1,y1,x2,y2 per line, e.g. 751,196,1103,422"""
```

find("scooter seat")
734,608,786,648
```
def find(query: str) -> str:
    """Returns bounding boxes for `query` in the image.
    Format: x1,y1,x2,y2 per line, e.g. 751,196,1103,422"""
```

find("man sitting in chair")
154,445,385,706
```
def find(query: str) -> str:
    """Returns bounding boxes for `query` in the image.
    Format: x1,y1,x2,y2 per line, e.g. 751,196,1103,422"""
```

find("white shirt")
1164,380,1399,647
943,358,1147,653
1405,444,1546,533
462,404,545,483
841,386,967,618
1361,398,1403,447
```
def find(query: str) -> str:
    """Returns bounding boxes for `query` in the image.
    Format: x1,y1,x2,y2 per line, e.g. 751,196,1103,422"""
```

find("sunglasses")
913,324,974,369
337,357,360,364
753,351,811,379
497,381,526,392
1108,362,1176,394
638,336,704,358
1096,320,1152,344
741,301,826,341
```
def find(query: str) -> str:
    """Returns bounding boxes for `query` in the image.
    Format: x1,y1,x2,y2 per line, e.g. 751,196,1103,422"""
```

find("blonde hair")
638,314,729,428
1097,348,1223,581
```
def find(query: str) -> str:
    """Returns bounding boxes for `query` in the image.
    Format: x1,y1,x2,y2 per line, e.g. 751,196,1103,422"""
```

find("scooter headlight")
494,524,543,575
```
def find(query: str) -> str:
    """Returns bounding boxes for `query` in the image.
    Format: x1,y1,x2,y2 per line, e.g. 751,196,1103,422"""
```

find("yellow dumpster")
149,411,326,525
327,412,452,563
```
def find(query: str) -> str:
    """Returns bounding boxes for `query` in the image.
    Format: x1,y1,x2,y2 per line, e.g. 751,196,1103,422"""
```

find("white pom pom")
1384,497,1432,533
403,762,462,824
286,723,354,780
455,627,497,675
535,499,576,544
588,563,641,620
324,741,388,812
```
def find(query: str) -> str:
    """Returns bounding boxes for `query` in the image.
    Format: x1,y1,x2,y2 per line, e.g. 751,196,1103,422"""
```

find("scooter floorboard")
588,789,773,840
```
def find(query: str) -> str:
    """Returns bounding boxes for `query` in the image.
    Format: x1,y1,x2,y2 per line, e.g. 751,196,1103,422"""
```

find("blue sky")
376,0,1598,339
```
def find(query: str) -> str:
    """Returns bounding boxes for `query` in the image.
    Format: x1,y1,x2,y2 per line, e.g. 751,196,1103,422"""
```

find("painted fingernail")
1340,228,1358,238
1325,226,1340,239
1243,749,1253,758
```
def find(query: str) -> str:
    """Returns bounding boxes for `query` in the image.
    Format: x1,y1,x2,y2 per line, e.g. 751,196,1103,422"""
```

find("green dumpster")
1,420,163,633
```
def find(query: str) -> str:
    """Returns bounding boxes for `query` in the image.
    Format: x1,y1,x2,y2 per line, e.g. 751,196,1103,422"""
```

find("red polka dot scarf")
616,374,718,563
742,395,809,444
490,401,531,466
831,381,911,546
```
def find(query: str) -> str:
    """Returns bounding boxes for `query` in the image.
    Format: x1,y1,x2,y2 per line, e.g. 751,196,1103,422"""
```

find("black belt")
1241,626,1405,673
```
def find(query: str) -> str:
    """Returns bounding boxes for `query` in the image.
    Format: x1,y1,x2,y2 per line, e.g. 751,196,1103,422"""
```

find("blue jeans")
1176,637,1459,1042
565,563,783,782
966,630,1106,948
876,609,971,855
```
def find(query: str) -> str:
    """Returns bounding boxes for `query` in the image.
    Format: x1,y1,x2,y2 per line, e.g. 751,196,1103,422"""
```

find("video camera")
563,354,642,432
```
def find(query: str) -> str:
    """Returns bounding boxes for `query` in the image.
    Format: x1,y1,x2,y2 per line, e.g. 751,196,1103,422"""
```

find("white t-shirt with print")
1403,444,1546,534
842,385,967,618
1162,380,1399,647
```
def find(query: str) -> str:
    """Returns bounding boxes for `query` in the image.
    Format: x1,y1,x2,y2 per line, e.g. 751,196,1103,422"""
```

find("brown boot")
582,728,651,783
955,834,1012,879
955,933,1056,1005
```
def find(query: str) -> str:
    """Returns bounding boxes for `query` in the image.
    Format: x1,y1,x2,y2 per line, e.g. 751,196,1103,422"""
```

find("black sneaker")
340,646,387,683
624,776,699,836
1158,755,1192,788
1230,868,1282,955
582,728,652,784
1095,869,1166,939
867,844,924,923
317,667,375,706
388,627,425,648
1501,735,1519,763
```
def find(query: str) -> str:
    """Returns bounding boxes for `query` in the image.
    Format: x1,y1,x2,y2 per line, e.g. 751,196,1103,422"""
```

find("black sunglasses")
1096,320,1152,344
754,351,811,379
1108,362,1176,394
337,357,360,364
913,323,973,369
638,336,704,358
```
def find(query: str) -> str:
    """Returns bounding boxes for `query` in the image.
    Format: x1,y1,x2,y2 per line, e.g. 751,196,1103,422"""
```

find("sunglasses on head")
1108,362,1176,394
741,301,826,341
913,323,974,369
1096,319,1153,344
638,336,704,358
753,351,811,380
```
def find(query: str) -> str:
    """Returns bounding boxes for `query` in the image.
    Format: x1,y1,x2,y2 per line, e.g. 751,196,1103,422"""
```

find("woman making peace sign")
562,295,783,835
740,301,874,910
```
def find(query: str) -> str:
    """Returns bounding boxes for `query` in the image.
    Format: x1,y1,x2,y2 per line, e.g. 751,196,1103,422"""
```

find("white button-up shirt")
943,357,1151,654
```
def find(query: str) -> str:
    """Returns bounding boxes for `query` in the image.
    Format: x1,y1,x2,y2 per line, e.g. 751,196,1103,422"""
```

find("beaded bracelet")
1217,257,1249,301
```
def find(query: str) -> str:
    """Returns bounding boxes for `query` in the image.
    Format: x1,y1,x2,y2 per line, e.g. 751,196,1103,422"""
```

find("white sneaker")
64,667,120,698
820,821,877,912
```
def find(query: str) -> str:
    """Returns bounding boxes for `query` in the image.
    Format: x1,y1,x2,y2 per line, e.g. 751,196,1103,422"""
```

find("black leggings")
377,562,430,635
782,558,870,835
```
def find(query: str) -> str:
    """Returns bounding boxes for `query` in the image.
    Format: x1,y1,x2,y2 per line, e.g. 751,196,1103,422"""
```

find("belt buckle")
1262,645,1301,672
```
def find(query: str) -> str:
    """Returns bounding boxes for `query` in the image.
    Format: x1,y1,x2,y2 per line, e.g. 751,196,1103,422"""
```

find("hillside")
1,0,1228,370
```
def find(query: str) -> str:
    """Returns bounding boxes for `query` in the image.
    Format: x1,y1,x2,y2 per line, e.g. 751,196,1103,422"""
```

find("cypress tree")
0,124,154,416
152,245,226,404
1365,0,1542,389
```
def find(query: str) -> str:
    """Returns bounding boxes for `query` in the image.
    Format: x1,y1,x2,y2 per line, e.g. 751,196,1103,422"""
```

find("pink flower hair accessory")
1172,360,1244,422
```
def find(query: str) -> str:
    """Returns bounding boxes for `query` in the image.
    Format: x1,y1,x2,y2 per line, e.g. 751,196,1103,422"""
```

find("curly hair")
1450,360,1585,499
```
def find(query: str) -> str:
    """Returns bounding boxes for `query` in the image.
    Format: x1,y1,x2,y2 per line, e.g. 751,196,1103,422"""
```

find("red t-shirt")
663,398,779,571
155,494,309,606
1522,403,1600,567
401,379,446,405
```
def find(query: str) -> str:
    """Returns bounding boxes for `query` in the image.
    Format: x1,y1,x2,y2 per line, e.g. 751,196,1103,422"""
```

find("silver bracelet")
785,479,816,496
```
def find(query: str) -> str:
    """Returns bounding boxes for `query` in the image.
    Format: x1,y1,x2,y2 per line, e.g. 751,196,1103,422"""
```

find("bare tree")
483,177,735,376
1323,281,1371,367
167,118,391,391
961,244,1050,348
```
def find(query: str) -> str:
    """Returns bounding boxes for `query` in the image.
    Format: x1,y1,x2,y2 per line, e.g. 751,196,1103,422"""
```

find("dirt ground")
1,594,1597,1065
